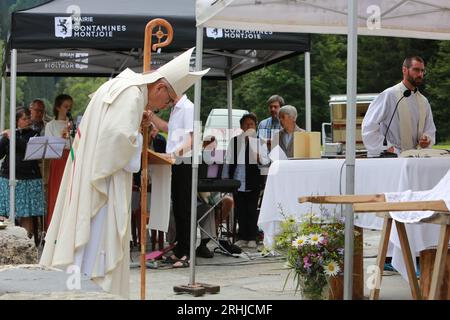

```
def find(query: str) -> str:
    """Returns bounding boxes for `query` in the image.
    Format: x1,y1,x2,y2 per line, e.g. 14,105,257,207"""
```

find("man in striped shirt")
257,95,285,151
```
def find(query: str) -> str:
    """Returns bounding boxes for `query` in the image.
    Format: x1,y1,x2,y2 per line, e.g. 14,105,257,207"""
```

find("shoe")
196,245,214,258
234,240,248,248
218,239,242,254
383,262,396,272
247,240,257,248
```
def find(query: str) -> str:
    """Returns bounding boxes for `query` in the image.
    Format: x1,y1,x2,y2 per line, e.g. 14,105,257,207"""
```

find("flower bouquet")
274,205,360,300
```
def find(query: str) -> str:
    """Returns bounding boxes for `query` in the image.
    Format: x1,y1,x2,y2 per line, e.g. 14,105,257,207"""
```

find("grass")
433,143,450,150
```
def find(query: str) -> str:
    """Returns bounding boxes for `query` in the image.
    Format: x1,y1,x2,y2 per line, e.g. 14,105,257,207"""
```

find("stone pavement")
129,230,412,300
0,229,413,300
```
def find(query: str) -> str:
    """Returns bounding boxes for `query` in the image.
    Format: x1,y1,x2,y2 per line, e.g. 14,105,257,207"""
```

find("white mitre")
101,47,209,104
144,47,209,96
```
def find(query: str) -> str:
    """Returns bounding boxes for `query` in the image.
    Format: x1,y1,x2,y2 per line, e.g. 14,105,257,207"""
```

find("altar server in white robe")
362,56,436,157
39,48,209,297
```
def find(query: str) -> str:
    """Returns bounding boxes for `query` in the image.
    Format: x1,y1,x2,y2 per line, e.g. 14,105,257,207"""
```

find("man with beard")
362,56,436,157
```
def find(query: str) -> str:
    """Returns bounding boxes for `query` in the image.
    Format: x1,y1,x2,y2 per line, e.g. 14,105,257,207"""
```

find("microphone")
380,89,413,158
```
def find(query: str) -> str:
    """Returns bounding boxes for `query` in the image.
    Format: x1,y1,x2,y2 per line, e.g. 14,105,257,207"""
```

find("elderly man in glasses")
362,56,436,157
40,48,209,297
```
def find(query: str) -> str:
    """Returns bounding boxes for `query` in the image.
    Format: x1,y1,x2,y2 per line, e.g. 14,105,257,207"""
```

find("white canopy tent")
197,0,450,40
193,0,450,299
1,0,310,228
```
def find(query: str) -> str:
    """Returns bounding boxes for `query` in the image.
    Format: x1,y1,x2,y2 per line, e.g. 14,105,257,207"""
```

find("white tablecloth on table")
258,158,450,281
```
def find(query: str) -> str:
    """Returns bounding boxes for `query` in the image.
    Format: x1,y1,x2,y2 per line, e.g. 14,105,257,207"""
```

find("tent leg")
1,76,6,133
344,0,358,300
173,24,221,298
304,51,311,132
9,49,17,225
190,25,204,287
227,72,232,131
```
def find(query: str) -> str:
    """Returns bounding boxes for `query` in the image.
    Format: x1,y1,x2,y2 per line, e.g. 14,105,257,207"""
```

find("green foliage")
357,36,439,94
231,35,347,131
1,0,47,39
54,77,107,117
1,0,449,141
425,41,450,143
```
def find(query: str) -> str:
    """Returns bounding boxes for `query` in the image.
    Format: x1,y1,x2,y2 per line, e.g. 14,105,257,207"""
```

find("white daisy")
292,235,309,248
309,233,324,245
324,260,341,276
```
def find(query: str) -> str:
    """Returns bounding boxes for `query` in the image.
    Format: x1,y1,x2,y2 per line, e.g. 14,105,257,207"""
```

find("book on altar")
293,131,321,159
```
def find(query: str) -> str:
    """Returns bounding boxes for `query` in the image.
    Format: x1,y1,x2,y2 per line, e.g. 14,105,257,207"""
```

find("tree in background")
427,41,450,143
233,34,347,131
55,77,106,117
1,0,449,141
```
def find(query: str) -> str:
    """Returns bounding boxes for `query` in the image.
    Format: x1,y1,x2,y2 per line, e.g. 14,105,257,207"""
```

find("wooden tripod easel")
300,195,450,300
140,18,173,300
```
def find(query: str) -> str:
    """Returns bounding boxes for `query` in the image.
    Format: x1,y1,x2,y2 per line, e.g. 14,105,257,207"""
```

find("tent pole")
344,0,357,300
9,49,17,224
1,75,6,133
304,51,311,132
189,25,204,286
227,72,232,130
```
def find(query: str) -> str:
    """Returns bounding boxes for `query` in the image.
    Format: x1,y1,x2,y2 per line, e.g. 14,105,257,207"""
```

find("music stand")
24,136,66,245
24,136,65,161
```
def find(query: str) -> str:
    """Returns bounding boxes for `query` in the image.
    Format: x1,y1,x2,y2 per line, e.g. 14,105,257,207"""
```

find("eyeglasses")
164,86,176,108
410,67,426,75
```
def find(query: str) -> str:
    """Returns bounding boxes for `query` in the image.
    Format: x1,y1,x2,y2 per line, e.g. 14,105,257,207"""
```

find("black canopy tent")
1,0,312,234
5,0,310,78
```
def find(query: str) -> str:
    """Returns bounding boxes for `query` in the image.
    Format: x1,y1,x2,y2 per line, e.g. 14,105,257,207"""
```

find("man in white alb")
40,48,209,297
362,56,436,157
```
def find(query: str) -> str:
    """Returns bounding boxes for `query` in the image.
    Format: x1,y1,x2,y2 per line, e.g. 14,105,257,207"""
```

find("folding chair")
197,179,241,256
300,194,450,300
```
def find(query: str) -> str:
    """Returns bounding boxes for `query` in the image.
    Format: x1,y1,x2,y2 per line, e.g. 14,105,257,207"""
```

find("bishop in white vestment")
39,48,209,297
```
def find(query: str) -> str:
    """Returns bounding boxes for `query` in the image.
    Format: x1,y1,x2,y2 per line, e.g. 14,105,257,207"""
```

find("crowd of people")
0,95,74,246
0,53,437,298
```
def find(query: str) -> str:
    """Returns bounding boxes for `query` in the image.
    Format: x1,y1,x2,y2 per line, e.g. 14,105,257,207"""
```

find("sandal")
162,255,179,264
172,256,190,268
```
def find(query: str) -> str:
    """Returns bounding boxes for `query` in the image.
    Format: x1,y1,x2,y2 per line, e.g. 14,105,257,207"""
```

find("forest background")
1,0,449,143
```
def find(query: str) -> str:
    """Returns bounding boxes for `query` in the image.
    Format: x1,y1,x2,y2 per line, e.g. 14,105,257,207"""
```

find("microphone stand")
379,89,412,158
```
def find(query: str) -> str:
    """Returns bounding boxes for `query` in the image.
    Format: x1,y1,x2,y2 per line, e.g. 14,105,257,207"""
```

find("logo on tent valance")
206,28,273,40
54,16,127,39
55,17,72,38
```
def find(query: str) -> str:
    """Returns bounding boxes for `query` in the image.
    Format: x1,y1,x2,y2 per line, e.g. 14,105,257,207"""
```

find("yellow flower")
292,236,308,248
309,233,324,245
324,260,340,276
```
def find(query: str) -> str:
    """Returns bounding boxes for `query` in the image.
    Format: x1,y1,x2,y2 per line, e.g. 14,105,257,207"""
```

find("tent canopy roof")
5,0,310,78
196,0,450,40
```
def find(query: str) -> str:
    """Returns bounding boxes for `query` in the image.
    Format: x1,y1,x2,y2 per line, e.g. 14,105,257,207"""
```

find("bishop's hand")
418,134,431,149
141,110,153,128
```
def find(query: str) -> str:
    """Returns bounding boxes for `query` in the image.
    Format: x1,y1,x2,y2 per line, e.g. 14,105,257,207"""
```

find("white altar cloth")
258,158,450,281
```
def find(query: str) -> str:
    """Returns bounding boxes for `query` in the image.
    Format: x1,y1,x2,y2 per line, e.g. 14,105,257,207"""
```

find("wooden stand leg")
370,217,393,300
429,225,450,300
395,221,422,300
